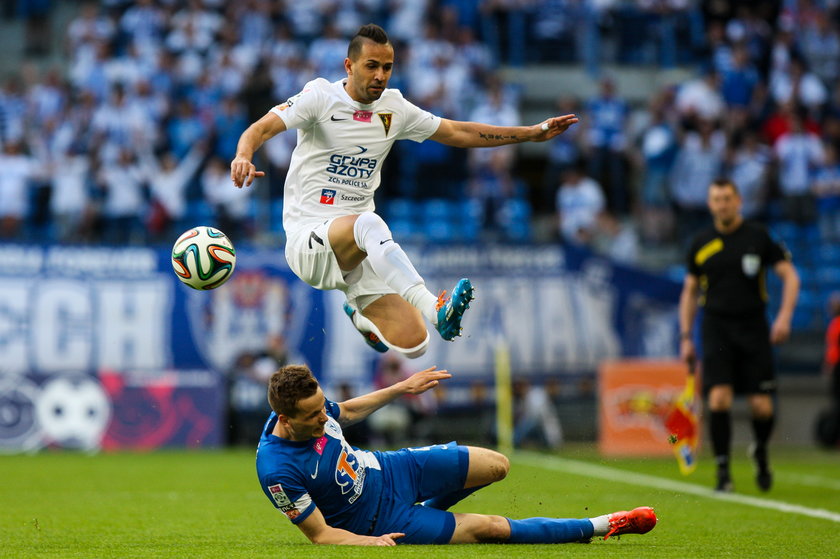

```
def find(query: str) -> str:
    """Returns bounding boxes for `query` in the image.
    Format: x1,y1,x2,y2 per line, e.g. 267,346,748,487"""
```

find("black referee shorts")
701,312,776,395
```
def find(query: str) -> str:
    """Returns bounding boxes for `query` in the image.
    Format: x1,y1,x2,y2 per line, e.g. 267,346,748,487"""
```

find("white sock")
589,515,609,536
404,284,439,325
349,306,377,333
354,212,437,322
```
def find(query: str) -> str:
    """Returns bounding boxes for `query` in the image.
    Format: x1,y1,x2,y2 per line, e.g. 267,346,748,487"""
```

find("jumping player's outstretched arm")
297,506,404,546
230,111,288,187
337,366,451,426
430,114,579,148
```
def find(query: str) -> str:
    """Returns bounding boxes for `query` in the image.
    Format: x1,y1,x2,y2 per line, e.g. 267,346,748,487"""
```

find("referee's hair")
710,178,740,195
348,24,390,60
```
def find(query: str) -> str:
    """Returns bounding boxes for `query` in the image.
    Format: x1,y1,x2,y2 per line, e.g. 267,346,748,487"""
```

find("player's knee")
388,331,430,359
353,211,390,249
487,450,510,482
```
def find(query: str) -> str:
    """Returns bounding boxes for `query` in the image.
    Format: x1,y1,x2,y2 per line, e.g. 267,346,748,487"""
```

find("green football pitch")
2,445,838,558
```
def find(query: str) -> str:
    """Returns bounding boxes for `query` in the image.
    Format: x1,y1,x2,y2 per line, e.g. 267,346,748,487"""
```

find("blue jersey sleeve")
262,472,317,525
325,398,340,420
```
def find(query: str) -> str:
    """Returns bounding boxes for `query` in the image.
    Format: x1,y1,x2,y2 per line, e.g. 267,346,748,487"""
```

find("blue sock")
422,484,488,510
507,518,594,543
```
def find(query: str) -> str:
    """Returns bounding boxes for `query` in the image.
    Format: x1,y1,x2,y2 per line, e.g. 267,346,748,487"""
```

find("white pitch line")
514,452,840,524
777,472,840,492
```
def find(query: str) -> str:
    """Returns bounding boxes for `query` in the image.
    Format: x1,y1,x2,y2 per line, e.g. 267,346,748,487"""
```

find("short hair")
709,178,740,196
267,364,319,416
347,23,390,60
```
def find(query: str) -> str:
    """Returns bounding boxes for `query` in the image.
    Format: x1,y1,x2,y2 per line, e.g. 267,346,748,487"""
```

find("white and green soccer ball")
171,226,236,290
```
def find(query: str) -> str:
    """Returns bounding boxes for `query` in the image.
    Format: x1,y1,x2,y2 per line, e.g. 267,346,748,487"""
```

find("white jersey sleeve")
269,78,328,130
390,90,441,143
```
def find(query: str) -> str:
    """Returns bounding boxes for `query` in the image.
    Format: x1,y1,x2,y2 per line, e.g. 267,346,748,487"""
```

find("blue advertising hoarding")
0,243,681,451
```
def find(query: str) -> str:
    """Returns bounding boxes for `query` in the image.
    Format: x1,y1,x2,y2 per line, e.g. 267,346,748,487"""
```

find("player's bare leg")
329,213,473,354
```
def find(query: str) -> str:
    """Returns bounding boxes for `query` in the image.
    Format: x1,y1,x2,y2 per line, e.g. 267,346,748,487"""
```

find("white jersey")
270,78,441,234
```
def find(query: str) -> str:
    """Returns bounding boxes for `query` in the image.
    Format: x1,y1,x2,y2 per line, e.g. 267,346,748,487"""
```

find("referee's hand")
770,317,791,345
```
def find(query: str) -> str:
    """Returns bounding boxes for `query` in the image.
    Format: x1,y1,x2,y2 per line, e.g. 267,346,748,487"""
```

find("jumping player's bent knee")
387,331,430,359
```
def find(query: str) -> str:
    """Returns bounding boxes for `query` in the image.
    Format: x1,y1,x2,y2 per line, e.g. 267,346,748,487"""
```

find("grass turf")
2,445,838,558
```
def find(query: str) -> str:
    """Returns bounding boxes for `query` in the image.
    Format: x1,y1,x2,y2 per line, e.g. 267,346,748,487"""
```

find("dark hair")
267,364,319,416
348,23,390,60
709,178,740,196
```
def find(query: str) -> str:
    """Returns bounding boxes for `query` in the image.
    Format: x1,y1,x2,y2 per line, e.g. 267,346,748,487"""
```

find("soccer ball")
171,226,236,290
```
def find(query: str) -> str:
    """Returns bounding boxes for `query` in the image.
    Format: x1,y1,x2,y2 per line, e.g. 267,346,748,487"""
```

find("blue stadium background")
0,0,835,451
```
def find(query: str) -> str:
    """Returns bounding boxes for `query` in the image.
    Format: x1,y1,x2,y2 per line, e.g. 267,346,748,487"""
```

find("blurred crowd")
0,0,839,281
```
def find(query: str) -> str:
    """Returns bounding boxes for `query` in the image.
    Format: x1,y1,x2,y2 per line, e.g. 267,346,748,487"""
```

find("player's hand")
770,317,791,345
230,156,265,188
400,366,452,395
367,533,404,546
533,114,579,142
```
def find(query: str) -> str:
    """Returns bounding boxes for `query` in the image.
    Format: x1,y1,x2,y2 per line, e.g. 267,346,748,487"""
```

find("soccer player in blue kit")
256,364,657,545
231,24,579,359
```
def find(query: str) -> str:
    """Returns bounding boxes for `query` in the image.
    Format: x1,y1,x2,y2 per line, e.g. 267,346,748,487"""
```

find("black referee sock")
709,411,732,472
751,416,775,469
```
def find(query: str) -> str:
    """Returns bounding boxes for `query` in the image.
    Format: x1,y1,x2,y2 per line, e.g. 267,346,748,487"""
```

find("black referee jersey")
686,220,790,317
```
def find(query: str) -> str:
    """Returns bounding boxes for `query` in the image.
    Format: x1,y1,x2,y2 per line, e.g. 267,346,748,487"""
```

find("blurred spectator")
143,142,206,241
799,16,840,89
669,118,725,243
202,155,253,239
467,79,521,238
726,129,771,221
775,109,825,224
770,56,828,117
513,378,563,449
634,90,678,243
813,142,840,240
583,77,630,214
592,211,640,265
675,68,725,123
225,350,271,446
542,95,582,198
555,160,605,246
96,147,146,245
824,293,840,407
0,141,39,239
49,143,93,243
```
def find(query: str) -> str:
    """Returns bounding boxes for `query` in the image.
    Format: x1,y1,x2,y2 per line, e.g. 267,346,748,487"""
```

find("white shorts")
284,218,396,310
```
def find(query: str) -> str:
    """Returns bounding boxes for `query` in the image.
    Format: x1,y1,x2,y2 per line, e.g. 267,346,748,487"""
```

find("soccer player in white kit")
231,24,578,359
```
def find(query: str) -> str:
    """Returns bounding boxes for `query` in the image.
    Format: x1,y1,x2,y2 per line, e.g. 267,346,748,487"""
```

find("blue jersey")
256,400,385,535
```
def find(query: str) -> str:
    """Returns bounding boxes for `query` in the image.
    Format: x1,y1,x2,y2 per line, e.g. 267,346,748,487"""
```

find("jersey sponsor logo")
340,193,365,202
354,110,372,122
267,483,300,519
330,115,347,121
335,446,366,503
320,189,336,205
313,435,326,455
742,253,760,276
378,113,392,136
310,459,320,479
695,238,723,266
326,153,377,180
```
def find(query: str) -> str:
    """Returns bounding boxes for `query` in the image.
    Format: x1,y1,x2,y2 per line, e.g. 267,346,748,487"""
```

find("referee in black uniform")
679,179,800,492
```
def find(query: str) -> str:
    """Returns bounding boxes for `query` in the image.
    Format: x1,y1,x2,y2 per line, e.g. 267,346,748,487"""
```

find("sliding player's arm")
337,367,451,426
296,506,403,546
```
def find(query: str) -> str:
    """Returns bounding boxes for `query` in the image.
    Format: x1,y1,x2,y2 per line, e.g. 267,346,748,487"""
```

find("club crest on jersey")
320,189,336,204
354,110,372,122
378,113,392,136
742,254,760,276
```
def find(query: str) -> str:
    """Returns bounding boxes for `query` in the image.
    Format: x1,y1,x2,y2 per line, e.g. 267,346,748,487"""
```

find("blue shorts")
372,442,469,544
